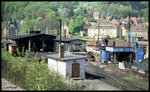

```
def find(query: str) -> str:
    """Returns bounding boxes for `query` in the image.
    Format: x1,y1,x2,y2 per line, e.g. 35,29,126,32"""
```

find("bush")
1,48,72,90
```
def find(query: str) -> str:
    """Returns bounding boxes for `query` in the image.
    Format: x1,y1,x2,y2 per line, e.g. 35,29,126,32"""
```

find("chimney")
59,19,64,58
59,44,64,58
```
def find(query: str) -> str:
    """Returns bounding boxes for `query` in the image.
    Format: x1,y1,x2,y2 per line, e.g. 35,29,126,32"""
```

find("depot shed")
46,53,86,78
8,33,56,52
54,38,86,53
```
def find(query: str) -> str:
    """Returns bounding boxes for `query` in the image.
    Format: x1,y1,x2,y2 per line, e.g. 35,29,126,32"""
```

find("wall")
131,31,148,40
48,58,85,78
69,40,86,52
66,59,85,78
88,26,121,39
48,58,66,77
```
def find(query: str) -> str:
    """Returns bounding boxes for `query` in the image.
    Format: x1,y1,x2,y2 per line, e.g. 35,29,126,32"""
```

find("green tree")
143,8,148,22
69,15,85,35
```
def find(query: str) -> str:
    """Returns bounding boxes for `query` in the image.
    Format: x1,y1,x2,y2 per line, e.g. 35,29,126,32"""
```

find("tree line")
1,1,149,36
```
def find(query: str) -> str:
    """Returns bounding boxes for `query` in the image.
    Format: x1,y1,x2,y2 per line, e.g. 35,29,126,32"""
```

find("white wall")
48,58,66,77
48,58,85,78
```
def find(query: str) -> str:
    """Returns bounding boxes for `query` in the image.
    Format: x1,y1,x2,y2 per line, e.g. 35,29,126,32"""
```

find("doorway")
72,63,80,77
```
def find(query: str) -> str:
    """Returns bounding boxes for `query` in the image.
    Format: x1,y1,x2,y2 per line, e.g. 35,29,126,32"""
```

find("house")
46,53,86,78
93,12,100,20
111,19,120,25
130,24,148,40
120,24,129,37
87,23,121,39
125,17,138,25
8,31,56,52
54,38,86,53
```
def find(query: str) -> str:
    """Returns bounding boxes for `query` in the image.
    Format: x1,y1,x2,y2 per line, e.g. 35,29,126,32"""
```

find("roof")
46,53,86,61
9,44,18,47
130,24,148,32
8,34,56,40
55,38,86,43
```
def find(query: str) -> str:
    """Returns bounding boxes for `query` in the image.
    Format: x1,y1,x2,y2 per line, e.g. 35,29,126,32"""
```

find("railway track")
85,62,143,90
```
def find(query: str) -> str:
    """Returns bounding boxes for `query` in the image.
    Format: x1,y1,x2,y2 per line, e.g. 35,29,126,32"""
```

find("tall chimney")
59,19,64,58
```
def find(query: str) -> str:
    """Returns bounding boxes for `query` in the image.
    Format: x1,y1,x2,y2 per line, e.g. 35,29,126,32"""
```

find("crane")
128,31,144,63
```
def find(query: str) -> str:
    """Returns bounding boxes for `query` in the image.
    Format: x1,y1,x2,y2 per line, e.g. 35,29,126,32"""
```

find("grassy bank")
122,75,149,90
1,48,75,90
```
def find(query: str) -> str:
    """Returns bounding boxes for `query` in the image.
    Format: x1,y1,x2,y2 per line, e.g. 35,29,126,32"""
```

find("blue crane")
128,31,144,63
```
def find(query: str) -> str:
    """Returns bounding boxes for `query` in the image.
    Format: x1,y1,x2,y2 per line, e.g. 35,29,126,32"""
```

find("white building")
46,53,86,78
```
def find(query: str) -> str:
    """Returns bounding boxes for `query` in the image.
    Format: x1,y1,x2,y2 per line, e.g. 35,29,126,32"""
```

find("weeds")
1,48,73,90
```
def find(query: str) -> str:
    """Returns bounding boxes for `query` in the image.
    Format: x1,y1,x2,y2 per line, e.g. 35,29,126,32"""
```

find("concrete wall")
48,58,85,78
48,58,66,77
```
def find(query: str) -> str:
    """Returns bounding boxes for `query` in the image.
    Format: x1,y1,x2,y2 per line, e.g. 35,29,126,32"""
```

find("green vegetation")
69,15,85,35
1,1,148,36
122,75,149,90
109,37,127,41
1,48,78,90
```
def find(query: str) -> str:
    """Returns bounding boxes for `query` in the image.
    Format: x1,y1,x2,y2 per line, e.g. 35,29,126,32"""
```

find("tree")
143,8,148,22
69,15,85,35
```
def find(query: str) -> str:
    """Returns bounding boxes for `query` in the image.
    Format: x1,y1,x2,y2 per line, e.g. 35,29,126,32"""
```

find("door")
72,63,80,77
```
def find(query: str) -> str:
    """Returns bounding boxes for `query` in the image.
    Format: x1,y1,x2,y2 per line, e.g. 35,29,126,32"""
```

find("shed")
46,53,86,78
104,46,134,64
8,34,56,52
54,38,86,53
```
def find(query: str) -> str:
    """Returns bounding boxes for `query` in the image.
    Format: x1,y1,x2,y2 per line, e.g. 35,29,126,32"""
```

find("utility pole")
128,13,130,47
97,21,100,46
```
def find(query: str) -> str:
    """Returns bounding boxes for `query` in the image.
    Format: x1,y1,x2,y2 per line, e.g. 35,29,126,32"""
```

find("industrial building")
7,31,56,53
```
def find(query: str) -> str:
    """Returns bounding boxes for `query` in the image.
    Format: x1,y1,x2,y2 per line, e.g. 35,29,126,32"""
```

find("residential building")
88,23,122,39
130,24,148,40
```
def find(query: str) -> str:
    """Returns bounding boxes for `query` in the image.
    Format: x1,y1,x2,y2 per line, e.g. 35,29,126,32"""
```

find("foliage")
1,48,74,90
1,1,149,35
69,15,85,35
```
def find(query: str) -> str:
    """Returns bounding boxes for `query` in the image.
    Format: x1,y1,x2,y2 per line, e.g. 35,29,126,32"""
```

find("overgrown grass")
122,75,149,90
1,48,77,90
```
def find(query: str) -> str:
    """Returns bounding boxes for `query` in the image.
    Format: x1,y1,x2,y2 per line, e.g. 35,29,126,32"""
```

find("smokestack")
59,19,64,58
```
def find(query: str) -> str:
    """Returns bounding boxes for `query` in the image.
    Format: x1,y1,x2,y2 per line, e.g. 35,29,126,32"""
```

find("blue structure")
106,46,133,64
128,31,144,63
137,45,144,63
101,49,110,63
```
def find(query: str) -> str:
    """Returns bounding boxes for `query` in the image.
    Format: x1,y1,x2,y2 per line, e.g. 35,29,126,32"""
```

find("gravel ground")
1,78,24,91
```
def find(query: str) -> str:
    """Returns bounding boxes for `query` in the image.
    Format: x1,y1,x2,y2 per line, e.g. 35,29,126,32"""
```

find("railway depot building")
8,31,56,52
54,38,86,53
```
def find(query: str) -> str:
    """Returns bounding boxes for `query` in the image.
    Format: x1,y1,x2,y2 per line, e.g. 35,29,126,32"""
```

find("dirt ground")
1,78,24,91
